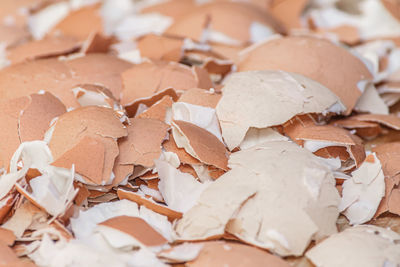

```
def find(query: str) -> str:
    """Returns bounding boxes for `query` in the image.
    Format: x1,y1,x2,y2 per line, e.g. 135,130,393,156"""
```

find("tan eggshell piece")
0,0,43,27
0,97,29,169
165,2,286,44
112,157,134,187
267,0,308,29
64,54,132,101
140,0,197,20
306,225,400,267
99,215,167,247
0,24,30,48
49,106,127,184
0,228,15,246
19,92,66,142
216,70,345,150
175,141,340,256
6,35,81,65
295,125,357,145
172,120,228,170
121,61,212,107
117,188,182,221
315,25,361,46
137,34,183,62
332,119,382,139
51,3,103,40
138,95,173,121
0,55,131,108
178,88,221,108
163,137,200,165
118,118,169,168
187,241,291,267
238,36,373,114
352,114,400,130
81,32,115,54
52,136,105,185
373,142,400,178
0,241,36,267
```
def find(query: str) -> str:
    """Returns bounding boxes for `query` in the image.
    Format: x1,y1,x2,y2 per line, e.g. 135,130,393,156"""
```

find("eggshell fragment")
19,92,66,142
332,119,382,140
267,0,308,29
48,106,127,185
306,225,400,267
137,95,173,122
157,242,203,264
118,118,169,168
155,159,210,213
140,0,197,20
137,34,183,62
172,120,228,170
51,3,103,40
0,241,36,267
352,113,400,130
98,215,168,247
175,141,340,256
178,88,221,108
6,35,81,65
117,188,182,221
0,227,15,246
339,154,385,225
121,61,212,110
238,36,373,114
186,241,291,267
216,70,345,150
165,2,285,45
354,83,389,114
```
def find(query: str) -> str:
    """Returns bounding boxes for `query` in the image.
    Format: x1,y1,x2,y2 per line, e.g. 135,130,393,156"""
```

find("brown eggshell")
315,25,361,46
140,0,197,20
51,3,103,40
137,34,183,62
117,188,182,221
173,120,228,170
186,241,291,267
238,36,373,114
121,61,212,107
163,137,200,165
0,97,29,169
0,0,43,27
118,118,169,168
19,92,66,142
112,156,134,187
165,2,286,45
178,88,221,108
0,227,16,246
49,106,127,184
0,24,30,48
0,54,131,108
0,240,36,267
52,135,105,185
332,119,382,139
295,125,357,145
81,32,115,54
99,215,167,247
352,114,400,130
138,95,173,121
6,35,81,65
267,0,308,29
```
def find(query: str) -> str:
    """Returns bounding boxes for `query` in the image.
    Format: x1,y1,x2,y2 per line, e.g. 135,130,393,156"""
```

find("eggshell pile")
0,0,399,266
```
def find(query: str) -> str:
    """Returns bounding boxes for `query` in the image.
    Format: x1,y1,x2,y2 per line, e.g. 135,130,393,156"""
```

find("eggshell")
99,215,168,247
6,35,81,65
51,3,103,40
238,36,373,114
165,2,285,45
267,0,308,29
352,113,400,130
48,106,127,185
0,241,36,267
339,153,385,225
0,227,15,246
172,120,228,170
216,70,345,150
137,34,183,62
175,141,340,256
137,95,173,122
186,241,291,267
140,0,197,20
117,188,182,221
118,118,169,168
163,137,200,165
121,61,212,109
178,88,221,108
19,92,66,142
306,225,400,267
